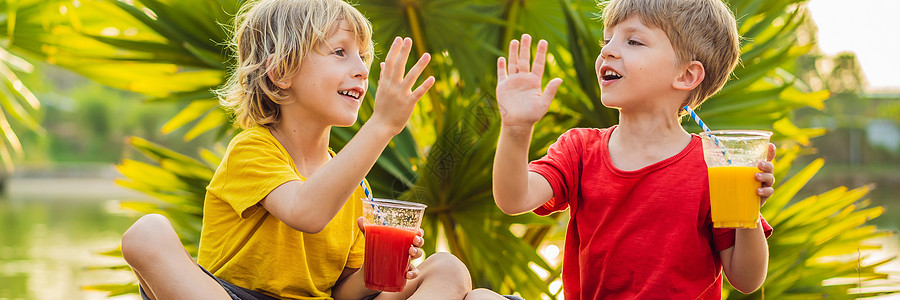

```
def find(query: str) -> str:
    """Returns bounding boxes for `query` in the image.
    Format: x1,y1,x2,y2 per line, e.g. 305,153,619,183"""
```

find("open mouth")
338,89,361,100
601,69,622,81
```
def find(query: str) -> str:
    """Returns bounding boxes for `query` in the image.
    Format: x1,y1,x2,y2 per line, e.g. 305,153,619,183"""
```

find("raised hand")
372,37,435,135
496,34,563,128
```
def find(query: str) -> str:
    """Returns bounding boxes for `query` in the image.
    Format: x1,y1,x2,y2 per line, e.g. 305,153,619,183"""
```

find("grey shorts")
137,265,276,300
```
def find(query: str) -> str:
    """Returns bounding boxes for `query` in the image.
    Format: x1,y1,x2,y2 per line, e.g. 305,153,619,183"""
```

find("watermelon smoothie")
361,198,427,292
363,225,418,292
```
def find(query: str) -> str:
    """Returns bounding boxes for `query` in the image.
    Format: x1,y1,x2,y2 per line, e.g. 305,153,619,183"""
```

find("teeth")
604,70,621,77
339,90,360,99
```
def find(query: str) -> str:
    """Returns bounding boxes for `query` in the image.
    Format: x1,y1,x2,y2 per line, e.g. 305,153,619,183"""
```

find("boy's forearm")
725,220,769,293
288,121,396,230
332,267,379,300
493,124,534,214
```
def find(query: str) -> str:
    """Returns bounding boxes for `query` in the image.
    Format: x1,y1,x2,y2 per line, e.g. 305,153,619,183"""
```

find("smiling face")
283,21,371,127
595,16,686,112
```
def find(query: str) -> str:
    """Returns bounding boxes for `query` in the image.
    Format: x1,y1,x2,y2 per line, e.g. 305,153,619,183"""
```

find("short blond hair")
602,0,740,111
217,0,374,129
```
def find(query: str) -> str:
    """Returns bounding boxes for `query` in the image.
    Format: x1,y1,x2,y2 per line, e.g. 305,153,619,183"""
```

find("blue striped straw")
360,180,372,200
684,106,732,164
360,180,387,225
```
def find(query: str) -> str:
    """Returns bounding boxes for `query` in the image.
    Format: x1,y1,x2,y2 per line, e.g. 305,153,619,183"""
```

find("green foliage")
0,0,48,170
724,145,898,299
14,0,897,298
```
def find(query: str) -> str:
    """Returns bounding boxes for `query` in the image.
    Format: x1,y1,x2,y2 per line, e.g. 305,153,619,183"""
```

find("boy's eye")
601,39,610,46
333,49,345,56
627,39,643,46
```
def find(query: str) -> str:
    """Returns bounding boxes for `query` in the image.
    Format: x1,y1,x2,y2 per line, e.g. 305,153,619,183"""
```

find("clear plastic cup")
700,130,772,228
361,198,427,292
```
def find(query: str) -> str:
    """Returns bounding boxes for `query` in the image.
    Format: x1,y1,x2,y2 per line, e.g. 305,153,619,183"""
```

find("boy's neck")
614,108,689,140
270,115,332,174
607,108,692,171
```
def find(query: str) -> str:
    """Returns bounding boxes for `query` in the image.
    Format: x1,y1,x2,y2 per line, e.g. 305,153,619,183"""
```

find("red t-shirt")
528,126,773,300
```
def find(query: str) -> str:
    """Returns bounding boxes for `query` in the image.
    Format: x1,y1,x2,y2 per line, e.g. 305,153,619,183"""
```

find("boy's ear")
673,61,705,91
265,55,292,89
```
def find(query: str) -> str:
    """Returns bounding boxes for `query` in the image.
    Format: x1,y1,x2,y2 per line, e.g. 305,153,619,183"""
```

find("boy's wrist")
362,116,404,139
500,123,535,137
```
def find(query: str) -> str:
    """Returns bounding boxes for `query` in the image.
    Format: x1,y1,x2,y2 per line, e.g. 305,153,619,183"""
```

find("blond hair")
217,0,374,129
601,0,740,111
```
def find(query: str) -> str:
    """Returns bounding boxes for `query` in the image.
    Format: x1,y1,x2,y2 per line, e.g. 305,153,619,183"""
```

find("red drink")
364,225,417,292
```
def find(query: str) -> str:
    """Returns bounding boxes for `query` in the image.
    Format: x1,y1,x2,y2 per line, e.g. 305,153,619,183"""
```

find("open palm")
496,34,563,127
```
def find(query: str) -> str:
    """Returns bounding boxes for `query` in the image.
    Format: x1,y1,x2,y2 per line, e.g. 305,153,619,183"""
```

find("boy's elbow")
493,195,522,215
731,275,766,294
496,203,517,215
283,215,328,234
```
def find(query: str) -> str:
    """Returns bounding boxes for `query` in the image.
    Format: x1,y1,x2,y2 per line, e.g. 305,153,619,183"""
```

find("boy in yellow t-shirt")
119,0,482,299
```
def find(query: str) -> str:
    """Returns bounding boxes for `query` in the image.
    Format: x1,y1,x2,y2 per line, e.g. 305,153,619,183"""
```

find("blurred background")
0,0,898,299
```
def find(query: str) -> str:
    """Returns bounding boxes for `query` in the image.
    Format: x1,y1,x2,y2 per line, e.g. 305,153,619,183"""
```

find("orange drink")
700,130,771,228
708,166,761,228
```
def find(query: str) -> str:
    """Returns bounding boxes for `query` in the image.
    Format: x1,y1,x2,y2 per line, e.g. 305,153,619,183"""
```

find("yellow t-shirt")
198,126,367,299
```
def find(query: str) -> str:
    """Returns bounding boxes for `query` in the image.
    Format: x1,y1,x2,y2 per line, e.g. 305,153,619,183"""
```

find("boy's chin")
334,116,359,127
599,97,624,110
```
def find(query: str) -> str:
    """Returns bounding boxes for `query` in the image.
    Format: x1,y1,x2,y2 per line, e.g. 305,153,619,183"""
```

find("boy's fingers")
518,34,532,73
541,78,563,103
412,236,424,247
756,172,775,187
757,161,774,173
531,39,549,77
410,76,435,100
356,217,366,234
406,267,419,279
497,57,508,80
757,187,774,199
417,228,424,237
408,246,423,258
508,39,519,74
382,37,402,81
390,38,413,80
767,143,776,161
402,53,431,90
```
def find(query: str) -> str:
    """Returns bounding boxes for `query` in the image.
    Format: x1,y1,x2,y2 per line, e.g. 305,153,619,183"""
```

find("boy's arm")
263,37,435,233
492,34,561,215
493,125,555,215
332,267,376,300
719,222,768,293
720,143,776,293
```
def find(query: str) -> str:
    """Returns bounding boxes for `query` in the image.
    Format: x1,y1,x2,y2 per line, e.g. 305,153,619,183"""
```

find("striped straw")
684,106,731,165
360,180,387,225
359,180,372,200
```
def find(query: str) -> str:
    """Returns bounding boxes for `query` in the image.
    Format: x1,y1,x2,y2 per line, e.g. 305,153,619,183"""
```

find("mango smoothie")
700,130,771,229
708,166,760,228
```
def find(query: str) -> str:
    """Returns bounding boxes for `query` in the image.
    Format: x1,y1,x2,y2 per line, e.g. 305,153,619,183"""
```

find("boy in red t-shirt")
487,0,776,299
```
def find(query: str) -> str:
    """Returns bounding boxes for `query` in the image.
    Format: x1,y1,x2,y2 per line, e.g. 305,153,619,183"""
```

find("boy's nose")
599,43,618,60
354,59,369,80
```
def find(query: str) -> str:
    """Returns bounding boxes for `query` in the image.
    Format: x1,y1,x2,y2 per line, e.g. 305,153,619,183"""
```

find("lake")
0,177,142,300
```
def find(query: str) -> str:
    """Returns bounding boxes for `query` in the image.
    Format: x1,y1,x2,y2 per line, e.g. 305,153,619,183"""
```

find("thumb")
357,217,366,234
541,78,563,104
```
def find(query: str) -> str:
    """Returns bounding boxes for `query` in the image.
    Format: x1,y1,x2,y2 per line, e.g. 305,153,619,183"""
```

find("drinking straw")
360,181,387,225
684,106,731,164
360,180,372,200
